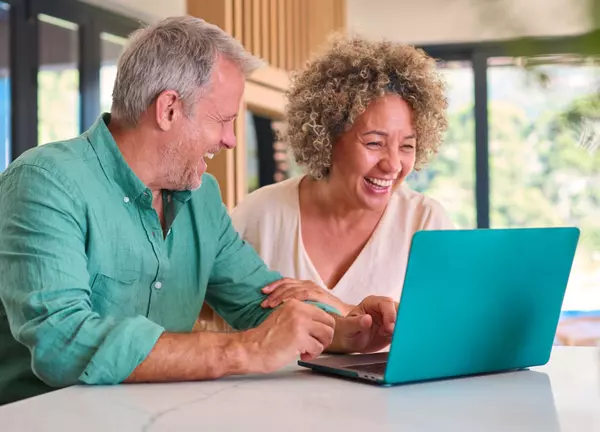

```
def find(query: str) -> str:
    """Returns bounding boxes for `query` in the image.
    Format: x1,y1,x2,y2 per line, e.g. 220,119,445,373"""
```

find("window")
100,33,127,114
407,60,477,228
37,14,79,146
246,110,259,193
0,2,10,172
488,55,600,311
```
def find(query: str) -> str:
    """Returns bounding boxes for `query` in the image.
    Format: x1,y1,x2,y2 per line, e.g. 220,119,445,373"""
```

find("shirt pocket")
89,272,139,318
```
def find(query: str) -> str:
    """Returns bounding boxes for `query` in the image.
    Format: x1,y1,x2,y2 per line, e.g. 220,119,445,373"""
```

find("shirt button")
123,196,130,203
154,281,162,290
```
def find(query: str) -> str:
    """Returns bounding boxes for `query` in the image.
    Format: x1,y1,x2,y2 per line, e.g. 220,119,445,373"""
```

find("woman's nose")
380,148,402,174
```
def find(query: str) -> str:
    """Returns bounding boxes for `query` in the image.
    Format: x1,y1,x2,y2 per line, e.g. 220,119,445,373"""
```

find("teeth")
204,153,215,159
366,177,394,188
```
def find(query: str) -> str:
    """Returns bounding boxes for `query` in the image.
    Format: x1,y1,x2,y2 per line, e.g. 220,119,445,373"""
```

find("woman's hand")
260,278,354,316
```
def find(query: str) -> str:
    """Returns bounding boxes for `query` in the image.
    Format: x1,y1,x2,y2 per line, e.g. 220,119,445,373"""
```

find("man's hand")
241,299,336,373
261,278,354,316
328,296,398,354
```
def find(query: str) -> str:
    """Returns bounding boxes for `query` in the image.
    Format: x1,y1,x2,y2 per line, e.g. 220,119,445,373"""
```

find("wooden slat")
252,0,261,57
233,0,243,41
261,0,270,62
334,0,347,31
269,0,279,68
188,0,230,31
277,0,286,69
307,0,319,58
285,0,294,70
243,0,252,51
292,0,301,69
299,0,309,66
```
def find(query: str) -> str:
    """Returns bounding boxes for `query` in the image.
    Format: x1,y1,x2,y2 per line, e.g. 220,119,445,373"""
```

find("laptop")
298,227,580,385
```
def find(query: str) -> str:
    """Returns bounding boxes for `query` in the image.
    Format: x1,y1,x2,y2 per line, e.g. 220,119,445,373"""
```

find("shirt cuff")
304,301,343,316
79,316,165,385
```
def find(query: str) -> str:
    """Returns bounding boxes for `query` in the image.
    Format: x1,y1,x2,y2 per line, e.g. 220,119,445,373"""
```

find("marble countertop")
1,346,599,431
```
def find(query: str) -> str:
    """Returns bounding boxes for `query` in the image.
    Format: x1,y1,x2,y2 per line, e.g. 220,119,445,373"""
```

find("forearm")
125,331,256,382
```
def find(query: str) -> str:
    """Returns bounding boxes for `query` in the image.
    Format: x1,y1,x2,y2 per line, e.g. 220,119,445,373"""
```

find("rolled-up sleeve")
205,184,281,330
0,164,164,387
204,176,340,330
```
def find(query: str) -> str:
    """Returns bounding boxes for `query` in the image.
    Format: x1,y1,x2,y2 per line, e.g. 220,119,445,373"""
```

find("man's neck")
107,120,165,191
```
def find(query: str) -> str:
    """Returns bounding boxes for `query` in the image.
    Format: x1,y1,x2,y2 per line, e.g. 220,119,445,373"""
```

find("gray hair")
111,16,262,127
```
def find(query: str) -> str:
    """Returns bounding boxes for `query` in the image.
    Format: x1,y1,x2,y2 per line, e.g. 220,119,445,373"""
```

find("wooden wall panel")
269,0,278,67
243,0,252,51
252,0,261,57
187,0,347,209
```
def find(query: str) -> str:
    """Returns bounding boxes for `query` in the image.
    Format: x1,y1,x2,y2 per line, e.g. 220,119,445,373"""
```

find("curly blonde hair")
284,34,448,179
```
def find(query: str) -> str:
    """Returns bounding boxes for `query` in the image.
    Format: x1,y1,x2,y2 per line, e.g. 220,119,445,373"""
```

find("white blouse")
231,176,455,306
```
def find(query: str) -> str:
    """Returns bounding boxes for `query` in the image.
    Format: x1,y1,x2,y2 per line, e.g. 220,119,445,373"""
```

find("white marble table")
1,346,599,431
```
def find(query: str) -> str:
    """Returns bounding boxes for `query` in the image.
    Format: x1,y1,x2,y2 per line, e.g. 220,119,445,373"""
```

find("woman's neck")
301,176,384,230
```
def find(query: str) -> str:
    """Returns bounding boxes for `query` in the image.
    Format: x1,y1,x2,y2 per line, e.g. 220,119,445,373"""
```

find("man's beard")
160,138,203,191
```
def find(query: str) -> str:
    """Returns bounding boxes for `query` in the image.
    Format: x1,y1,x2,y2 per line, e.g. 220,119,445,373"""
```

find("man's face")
162,56,245,191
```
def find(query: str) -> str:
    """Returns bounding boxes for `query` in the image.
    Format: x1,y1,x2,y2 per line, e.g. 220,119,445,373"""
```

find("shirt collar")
84,114,193,205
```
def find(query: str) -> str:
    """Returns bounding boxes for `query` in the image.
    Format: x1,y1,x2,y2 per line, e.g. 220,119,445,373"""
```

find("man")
0,16,397,405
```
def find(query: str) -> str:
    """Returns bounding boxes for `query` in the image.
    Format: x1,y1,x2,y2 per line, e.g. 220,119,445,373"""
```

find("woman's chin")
358,178,393,209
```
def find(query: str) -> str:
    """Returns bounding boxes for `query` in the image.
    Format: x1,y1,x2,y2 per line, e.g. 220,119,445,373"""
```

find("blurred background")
0,0,598,344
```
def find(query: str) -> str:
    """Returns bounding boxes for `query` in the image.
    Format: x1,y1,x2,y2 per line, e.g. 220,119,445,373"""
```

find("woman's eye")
366,142,383,148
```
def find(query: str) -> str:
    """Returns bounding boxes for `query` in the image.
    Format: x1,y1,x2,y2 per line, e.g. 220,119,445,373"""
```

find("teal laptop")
298,227,580,385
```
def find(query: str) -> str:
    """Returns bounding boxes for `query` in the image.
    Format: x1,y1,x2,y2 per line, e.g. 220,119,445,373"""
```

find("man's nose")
221,123,237,149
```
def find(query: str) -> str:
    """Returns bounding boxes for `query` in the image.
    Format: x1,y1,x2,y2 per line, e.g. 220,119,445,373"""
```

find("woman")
231,35,453,316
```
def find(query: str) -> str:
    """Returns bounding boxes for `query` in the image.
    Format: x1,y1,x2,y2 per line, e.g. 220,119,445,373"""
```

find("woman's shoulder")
391,184,454,229
231,176,302,227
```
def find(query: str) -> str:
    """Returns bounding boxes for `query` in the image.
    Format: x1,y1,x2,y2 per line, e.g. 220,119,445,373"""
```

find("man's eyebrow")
404,134,416,140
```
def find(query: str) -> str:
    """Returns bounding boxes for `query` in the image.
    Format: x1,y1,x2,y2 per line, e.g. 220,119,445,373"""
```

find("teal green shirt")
0,115,290,405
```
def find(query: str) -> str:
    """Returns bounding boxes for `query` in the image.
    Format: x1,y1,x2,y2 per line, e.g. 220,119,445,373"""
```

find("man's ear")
155,90,181,131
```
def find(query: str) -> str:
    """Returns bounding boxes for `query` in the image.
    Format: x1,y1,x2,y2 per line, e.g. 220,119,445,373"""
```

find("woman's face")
329,94,416,211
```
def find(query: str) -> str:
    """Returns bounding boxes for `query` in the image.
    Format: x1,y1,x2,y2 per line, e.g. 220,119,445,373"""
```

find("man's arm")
0,164,164,386
202,175,289,329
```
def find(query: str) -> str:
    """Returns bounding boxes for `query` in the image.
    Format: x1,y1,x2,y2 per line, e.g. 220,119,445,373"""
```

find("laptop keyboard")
348,362,387,375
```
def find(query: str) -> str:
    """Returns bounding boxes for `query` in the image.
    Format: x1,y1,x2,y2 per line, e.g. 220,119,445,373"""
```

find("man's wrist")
229,329,264,375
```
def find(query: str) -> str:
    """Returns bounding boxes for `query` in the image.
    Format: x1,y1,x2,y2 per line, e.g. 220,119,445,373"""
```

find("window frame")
5,0,142,161
417,29,600,228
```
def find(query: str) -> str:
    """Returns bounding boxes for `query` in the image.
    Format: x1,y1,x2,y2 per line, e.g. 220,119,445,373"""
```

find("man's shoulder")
4,136,94,180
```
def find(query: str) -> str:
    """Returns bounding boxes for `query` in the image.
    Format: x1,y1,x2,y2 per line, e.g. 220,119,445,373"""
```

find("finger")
262,284,304,307
260,282,299,307
300,337,325,361
269,286,318,307
338,314,372,338
307,320,335,349
305,305,337,329
365,298,396,334
378,300,397,334
261,278,292,294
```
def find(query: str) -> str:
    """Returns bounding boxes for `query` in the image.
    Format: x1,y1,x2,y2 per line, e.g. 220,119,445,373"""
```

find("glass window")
38,14,79,146
0,2,10,171
406,60,477,228
246,110,259,193
100,32,127,114
488,55,600,311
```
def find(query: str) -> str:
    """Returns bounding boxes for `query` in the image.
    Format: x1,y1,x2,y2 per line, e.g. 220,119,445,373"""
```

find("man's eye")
367,142,383,148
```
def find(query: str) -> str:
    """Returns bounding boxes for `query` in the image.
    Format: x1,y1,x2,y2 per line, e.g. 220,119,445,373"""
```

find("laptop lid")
383,227,580,384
